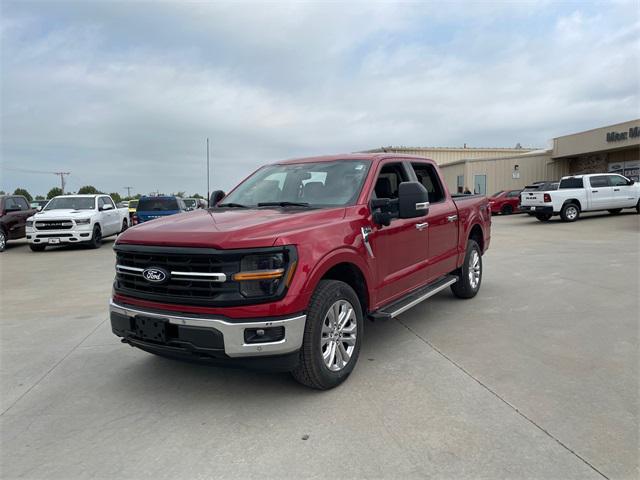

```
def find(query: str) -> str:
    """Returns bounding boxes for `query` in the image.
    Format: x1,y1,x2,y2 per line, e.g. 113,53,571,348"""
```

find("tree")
109,192,122,203
13,188,33,202
0,190,5,195
35,195,45,200
77,185,100,194
47,187,63,199
173,191,186,198
192,193,203,199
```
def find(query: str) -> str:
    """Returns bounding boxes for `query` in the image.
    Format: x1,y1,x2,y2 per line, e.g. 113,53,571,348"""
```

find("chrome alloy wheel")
566,205,578,220
469,249,481,290
321,300,357,372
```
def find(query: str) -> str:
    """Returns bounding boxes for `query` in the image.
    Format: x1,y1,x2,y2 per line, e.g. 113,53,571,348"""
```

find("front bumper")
26,228,92,244
110,300,306,360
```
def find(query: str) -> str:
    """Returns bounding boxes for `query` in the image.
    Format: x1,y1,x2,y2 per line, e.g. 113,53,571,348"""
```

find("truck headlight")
75,218,91,225
26,220,33,228
233,252,295,298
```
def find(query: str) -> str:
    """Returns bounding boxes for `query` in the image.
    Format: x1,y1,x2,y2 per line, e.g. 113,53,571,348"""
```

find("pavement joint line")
0,317,108,417
395,318,610,480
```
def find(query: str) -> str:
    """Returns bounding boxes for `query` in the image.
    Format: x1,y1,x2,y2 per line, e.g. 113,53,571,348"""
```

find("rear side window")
138,197,179,211
411,163,445,203
506,190,521,197
559,177,584,189
589,176,610,188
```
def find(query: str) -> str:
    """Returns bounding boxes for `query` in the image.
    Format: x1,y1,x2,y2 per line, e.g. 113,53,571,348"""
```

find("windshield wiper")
257,201,311,208
217,202,249,208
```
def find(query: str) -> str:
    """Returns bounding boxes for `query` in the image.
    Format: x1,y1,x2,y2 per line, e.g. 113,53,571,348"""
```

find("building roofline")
552,118,640,140
439,149,553,167
361,146,539,153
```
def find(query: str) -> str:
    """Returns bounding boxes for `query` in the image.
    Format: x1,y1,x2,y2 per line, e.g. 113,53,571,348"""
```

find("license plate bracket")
48,238,60,244
134,316,168,342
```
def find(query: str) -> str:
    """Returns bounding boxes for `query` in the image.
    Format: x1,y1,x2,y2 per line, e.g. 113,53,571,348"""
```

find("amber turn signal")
232,269,285,281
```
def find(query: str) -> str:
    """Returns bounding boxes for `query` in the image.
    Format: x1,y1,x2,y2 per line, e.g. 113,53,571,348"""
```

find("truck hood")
30,209,95,220
118,207,347,249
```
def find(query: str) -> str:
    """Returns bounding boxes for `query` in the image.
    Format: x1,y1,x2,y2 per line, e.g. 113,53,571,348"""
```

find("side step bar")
369,275,458,320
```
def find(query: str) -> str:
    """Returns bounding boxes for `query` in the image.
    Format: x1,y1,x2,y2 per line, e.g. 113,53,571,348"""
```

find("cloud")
1,1,639,196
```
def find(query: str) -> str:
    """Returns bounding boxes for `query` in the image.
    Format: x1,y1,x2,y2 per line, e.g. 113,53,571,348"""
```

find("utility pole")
206,138,210,206
53,172,71,193
124,186,133,198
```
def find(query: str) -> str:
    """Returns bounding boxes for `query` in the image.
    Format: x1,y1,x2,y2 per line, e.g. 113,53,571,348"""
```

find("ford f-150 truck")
520,173,640,222
110,154,491,389
26,194,129,251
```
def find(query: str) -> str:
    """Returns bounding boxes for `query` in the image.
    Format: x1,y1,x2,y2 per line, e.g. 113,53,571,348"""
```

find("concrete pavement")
1,211,638,479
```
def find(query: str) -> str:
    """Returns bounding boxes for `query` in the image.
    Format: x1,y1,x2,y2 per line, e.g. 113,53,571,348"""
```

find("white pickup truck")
520,173,640,222
26,194,129,251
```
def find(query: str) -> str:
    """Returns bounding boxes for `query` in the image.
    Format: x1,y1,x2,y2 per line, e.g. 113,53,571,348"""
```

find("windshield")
44,197,95,211
491,191,505,197
221,160,371,208
137,197,179,211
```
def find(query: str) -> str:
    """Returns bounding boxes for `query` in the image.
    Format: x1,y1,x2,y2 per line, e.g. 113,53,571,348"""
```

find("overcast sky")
1,0,639,197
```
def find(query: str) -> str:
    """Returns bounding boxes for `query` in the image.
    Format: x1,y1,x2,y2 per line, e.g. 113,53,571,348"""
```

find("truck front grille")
35,221,73,230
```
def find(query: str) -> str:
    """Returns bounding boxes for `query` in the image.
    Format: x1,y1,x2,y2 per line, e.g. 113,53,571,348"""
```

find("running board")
369,275,458,320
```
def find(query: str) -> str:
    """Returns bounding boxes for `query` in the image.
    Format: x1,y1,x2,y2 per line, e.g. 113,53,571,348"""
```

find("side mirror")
209,190,225,207
36,206,43,211
101,204,113,211
398,181,430,218
628,179,635,185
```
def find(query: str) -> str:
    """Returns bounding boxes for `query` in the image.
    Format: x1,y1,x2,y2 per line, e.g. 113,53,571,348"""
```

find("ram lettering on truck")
110,154,491,389
27,194,129,251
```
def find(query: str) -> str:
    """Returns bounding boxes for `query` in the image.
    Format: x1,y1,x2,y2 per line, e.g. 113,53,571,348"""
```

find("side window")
16,197,29,209
559,177,584,189
507,190,520,197
589,176,610,188
104,197,115,208
98,197,106,209
609,175,629,187
372,163,409,199
411,163,445,203
5,197,19,210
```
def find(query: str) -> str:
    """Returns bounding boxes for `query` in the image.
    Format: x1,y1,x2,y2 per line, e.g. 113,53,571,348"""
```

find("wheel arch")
468,223,484,252
562,198,582,211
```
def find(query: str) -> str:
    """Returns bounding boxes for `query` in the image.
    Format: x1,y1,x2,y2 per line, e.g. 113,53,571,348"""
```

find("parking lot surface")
1,212,638,479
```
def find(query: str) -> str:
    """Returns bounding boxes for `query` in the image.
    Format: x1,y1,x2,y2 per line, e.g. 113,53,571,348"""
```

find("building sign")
609,160,640,182
606,126,639,142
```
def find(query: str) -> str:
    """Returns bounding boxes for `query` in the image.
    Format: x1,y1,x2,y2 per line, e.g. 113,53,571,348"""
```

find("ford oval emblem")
142,267,169,283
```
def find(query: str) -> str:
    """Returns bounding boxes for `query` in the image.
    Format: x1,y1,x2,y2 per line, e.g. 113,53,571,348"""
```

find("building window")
473,174,487,195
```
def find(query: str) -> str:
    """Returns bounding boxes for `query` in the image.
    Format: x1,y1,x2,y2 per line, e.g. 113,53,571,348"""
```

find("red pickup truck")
110,154,491,389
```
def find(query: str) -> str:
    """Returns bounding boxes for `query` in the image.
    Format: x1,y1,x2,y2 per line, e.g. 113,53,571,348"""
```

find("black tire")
536,213,552,222
560,202,580,222
527,212,535,217
29,244,46,252
607,209,622,215
501,205,513,215
88,225,102,248
451,240,482,299
120,219,128,233
0,229,6,252
636,199,640,214
291,280,363,390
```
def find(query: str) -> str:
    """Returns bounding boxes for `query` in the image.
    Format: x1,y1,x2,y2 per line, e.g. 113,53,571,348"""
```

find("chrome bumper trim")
109,300,306,357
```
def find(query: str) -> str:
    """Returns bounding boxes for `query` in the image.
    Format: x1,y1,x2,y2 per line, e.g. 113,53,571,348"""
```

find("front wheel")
88,225,102,249
451,240,482,299
291,280,363,390
29,244,46,252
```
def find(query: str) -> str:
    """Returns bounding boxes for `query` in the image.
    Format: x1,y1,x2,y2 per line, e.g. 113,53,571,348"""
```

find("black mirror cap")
628,179,635,185
398,181,429,218
209,190,226,207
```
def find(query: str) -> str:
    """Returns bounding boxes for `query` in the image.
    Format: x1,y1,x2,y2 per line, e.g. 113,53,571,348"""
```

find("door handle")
592,190,598,193
415,222,429,231
446,215,458,222
614,189,620,192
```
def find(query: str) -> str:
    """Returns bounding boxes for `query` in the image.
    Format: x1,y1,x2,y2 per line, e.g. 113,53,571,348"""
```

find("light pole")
206,138,210,206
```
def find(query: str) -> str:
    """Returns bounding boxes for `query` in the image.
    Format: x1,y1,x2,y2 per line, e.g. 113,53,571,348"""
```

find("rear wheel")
29,244,46,252
536,213,552,222
451,240,482,299
636,199,640,214
291,280,363,390
501,205,513,215
120,219,128,233
0,229,6,252
560,203,580,222
88,225,102,248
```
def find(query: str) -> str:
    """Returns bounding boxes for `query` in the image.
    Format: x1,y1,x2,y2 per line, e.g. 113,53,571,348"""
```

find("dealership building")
366,119,640,195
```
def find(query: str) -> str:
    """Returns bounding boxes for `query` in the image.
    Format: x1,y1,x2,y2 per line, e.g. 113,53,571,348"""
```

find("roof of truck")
277,153,435,165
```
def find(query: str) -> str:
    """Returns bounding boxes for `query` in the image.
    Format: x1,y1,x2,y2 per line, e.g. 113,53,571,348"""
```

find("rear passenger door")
588,176,615,210
411,162,459,282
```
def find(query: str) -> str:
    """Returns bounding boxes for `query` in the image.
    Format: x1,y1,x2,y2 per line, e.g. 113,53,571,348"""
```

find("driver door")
367,161,429,304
